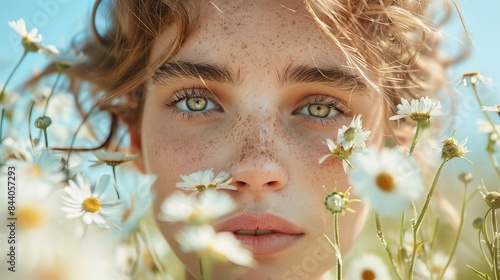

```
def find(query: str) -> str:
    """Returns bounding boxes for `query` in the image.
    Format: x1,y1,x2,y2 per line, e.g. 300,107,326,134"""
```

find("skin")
133,0,388,279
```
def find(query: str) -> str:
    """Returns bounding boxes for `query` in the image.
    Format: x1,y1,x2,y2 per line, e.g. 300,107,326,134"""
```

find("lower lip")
232,233,303,255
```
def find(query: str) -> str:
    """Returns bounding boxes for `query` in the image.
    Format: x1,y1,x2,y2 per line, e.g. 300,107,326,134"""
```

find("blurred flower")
92,150,137,167
349,147,424,215
414,252,456,280
481,105,500,113
159,190,235,225
8,18,42,46
389,96,443,122
40,45,87,70
62,174,123,229
337,115,371,149
461,71,493,88
176,169,236,192
114,165,156,237
345,254,391,280
177,224,255,267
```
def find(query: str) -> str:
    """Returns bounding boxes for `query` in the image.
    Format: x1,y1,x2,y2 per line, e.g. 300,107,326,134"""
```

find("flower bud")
325,193,346,213
485,192,500,209
441,136,468,160
458,172,474,184
34,116,52,129
472,217,483,230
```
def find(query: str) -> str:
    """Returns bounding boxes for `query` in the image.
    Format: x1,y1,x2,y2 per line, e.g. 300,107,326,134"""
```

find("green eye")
308,104,331,118
186,97,208,111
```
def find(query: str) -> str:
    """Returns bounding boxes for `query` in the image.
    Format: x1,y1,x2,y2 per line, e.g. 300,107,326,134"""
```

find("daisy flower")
40,45,87,69
114,165,157,238
177,224,255,267
159,190,236,225
176,169,236,192
476,119,500,146
349,147,424,215
8,18,42,43
389,96,443,122
345,254,391,280
92,150,137,166
414,252,456,280
337,115,371,149
62,173,123,229
438,135,469,160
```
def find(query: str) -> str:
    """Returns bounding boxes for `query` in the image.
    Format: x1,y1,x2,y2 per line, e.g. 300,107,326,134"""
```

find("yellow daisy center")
196,185,207,191
27,164,42,178
375,172,395,192
83,197,101,213
17,205,45,229
362,269,376,280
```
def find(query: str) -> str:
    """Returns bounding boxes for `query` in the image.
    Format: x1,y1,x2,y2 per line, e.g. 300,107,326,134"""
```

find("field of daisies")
1,16,500,280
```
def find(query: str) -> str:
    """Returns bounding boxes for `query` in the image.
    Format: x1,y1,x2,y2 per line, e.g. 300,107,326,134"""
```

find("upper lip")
214,212,304,235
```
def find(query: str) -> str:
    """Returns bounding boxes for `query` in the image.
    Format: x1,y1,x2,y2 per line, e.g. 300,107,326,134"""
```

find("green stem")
112,165,120,199
27,101,36,148
199,257,212,280
42,128,48,149
478,228,493,268
438,182,468,280
375,213,403,280
408,120,424,157
334,213,342,280
472,82,500,141
409,158,448,278
483,209,493,256
492,210,499,280
37,71,62,141
0,108,4,143
0,50,28,101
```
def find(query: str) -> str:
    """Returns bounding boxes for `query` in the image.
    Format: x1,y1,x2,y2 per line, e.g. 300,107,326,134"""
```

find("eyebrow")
152,61,238,84
278,64,367,93
152,61,366,94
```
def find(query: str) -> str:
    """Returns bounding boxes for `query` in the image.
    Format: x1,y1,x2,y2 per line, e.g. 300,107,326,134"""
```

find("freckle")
241,42,248,49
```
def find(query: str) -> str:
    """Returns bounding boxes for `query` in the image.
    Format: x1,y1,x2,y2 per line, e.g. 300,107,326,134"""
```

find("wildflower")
345,254,391,280
92,150,137,166
62,174,123,229
176,169,236,192
40,45,87,70
337,115,371,149
8,18,42,52
414,252,456,280
349,147,424,215
114,165,157,237
389,97,443,122
458,172,474,184
479,184,500,210
439,135,469,160
159,190,235,225
34,116,52,129
177,224,255,267
461,71,493,88
481,105,500,113
318,138,354,172
324,186,358,214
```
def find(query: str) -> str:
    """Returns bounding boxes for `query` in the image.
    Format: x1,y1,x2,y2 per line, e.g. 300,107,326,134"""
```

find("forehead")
154,0,348,72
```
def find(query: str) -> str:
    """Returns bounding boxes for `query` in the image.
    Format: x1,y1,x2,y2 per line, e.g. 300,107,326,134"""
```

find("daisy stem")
334,213,342,280
478,228,493,269
409,158,447,279
27,101,35,148
438,181,468,280
472,82,500,141
0,49,27,101
408,120,424,157
0,108,4,143
375,213,403,280
138,225,166,280
492,210,499,280
483,209,494,257
199,257,212,280
37,71,62,141
112,165,120,199
42,128,49,149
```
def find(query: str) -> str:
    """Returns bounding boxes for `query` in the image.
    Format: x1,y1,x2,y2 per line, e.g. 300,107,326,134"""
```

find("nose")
229,144,288,192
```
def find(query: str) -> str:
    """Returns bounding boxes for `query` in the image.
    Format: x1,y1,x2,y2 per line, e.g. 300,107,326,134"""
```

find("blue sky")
1,0,499,165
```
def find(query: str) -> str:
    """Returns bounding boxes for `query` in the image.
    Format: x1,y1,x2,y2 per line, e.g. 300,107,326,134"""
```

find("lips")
214,212,304,255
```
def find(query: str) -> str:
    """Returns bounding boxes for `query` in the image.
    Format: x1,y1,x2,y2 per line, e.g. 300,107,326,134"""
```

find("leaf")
323,234,342,265
467,265,492,280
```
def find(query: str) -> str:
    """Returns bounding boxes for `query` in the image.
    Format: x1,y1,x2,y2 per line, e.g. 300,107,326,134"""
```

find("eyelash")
163,87,221,120
293,95,351,126
163,88,351,126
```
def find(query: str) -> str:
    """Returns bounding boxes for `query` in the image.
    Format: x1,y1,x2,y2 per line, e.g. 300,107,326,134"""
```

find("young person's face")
139,0,386,279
